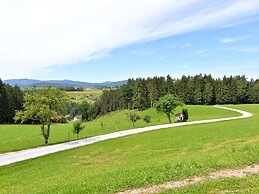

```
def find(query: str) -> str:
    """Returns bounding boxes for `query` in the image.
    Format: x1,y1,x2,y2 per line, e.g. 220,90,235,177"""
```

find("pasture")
0,105,239,153
66,89,103,103
0,104,258,193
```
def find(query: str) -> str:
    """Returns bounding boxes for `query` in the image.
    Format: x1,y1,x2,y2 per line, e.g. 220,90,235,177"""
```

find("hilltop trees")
0,79,23,123
15,88,67,144
92,74,259,117
0,80,8,123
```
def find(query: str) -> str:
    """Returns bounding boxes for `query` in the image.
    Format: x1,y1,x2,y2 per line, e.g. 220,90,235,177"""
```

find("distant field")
0,105,240,153
66,89,103,103
0,105,258,194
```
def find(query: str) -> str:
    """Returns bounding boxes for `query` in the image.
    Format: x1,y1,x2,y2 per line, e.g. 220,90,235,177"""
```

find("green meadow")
0,105,239,153
0,104,258,194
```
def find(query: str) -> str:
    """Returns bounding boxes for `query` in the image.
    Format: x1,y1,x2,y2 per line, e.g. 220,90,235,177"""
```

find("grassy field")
66,89,103,103
0,105,240,153
162,174,259,193
0,104,258,194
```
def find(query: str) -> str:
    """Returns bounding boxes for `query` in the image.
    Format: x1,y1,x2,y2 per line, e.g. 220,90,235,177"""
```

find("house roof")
175,113,183,117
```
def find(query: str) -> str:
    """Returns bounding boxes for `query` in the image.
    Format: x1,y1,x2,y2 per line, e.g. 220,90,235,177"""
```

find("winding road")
0,106,252,167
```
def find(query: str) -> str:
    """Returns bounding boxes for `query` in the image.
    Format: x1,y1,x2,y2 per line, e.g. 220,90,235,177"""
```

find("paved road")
0,106,252,167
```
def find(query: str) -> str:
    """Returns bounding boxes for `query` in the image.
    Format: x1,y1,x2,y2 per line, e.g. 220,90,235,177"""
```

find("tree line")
0,79,23,123
94,74,259,116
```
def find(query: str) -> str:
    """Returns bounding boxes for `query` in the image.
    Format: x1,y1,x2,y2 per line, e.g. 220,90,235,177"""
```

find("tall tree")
0,79,8,123
166,75,176,95
193,75,202,104
132,78,148,110
121,79,134,109
202,74,214,105
147,77,159,108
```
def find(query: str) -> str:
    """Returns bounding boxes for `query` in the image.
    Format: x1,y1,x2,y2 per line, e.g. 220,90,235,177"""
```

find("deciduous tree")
15,88,67,144
155,94,183,123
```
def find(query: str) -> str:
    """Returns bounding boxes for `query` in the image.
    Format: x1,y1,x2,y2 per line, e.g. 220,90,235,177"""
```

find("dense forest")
0,79,23,123
94,74,259,116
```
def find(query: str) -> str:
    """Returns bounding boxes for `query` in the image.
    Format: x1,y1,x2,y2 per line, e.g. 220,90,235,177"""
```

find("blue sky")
46,22,259,82
1,1,259,82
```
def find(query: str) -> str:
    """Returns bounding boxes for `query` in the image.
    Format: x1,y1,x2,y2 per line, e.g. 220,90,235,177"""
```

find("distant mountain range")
4,79,127,88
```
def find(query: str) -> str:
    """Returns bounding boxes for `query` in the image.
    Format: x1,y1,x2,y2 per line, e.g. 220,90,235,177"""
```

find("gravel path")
117,164,259,194
0,106,252,167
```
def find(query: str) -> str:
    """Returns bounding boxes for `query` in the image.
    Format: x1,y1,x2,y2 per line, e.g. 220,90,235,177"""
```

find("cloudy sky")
1,0,259,82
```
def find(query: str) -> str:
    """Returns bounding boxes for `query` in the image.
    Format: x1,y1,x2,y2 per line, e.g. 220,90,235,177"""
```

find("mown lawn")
0,105,258,194
0,105,239,153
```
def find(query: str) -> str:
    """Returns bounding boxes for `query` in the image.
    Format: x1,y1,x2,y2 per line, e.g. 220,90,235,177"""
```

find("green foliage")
78,101,93,121
0,79,23,123
155,94,183,123
143,115,151,124
14,87,68,144
182,109,189,122
132,78,148,110
127,112,140,127
72,120,85,140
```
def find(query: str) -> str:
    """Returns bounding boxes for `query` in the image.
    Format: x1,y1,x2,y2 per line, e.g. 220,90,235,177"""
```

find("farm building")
175,113,184,122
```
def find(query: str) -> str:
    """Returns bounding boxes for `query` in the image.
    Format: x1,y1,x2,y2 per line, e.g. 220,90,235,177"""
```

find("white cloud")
180,43,192,49
166,43,191,49
1,0,259,79
227,47,259,52
196,49,209,55
221,35,251,43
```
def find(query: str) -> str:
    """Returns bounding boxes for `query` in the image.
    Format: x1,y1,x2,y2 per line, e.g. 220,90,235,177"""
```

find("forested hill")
4,79,127,88
0,79,23,123
96,74,259,115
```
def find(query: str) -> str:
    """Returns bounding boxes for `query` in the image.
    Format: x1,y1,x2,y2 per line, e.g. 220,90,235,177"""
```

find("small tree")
155,94,183,123
72,120,85,140
182,109,189,122
127,112,140,128
143,115,151,125
100,120,104,130
14,88,67,144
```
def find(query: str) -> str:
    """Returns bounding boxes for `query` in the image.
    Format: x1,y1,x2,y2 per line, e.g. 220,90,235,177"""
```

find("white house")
73,115,82,121
175,113,184,122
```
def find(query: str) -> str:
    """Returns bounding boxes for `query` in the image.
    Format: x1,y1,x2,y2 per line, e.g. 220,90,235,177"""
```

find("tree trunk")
41,123,50,145
45,123,50,144
77,133,79,140
167,114,172,124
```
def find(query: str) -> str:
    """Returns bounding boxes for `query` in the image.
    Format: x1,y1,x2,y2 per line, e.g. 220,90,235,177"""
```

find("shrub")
72,120,85,140
182,109,189,122
143,115,151,124
127,112,140,128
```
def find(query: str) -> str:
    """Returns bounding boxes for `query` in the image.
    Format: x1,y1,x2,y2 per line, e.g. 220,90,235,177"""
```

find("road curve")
0,106,252,167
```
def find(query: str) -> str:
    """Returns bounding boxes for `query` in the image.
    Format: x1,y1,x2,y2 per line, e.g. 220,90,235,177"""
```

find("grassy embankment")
0,105,238,153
